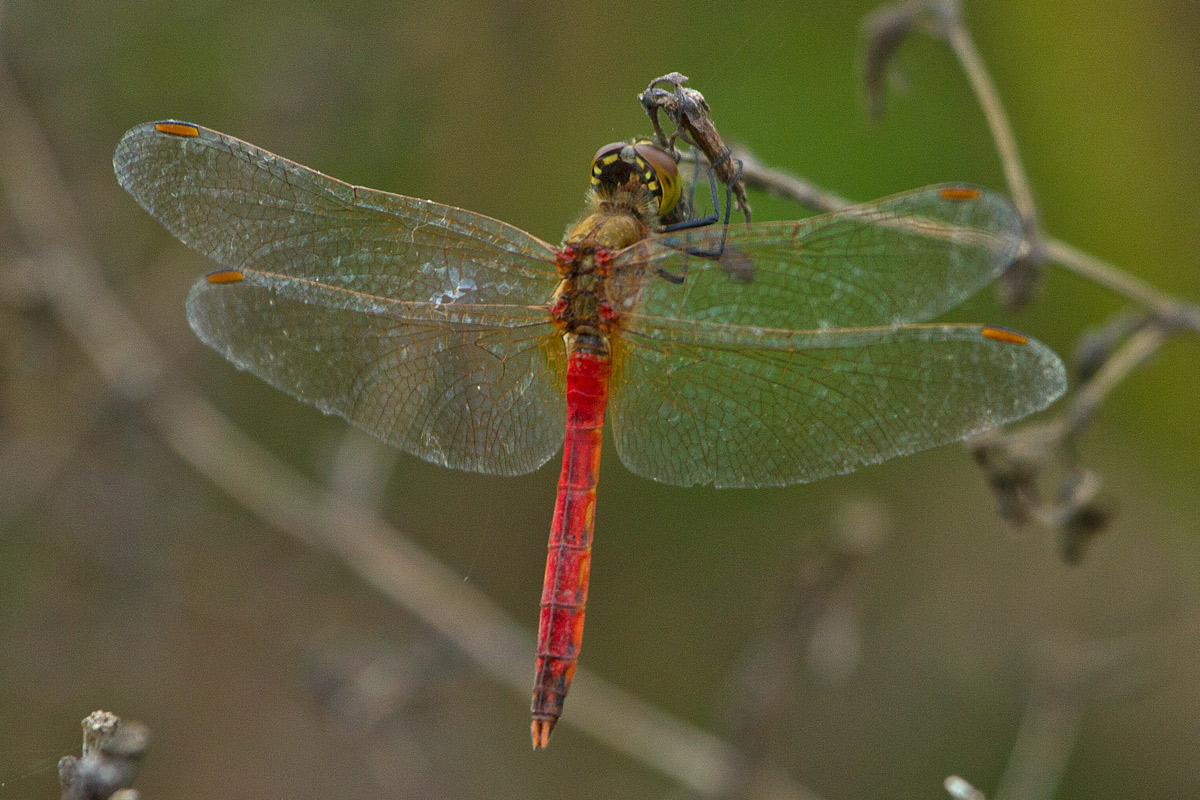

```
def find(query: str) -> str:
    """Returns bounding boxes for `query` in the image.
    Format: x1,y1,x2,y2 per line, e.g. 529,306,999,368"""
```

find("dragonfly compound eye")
590,140,681,219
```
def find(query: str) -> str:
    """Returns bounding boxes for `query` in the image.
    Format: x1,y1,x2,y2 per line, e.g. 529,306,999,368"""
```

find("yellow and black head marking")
590,140,681,219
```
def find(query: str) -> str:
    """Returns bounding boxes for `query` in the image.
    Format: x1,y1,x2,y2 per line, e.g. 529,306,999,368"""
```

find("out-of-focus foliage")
1,1,1197,798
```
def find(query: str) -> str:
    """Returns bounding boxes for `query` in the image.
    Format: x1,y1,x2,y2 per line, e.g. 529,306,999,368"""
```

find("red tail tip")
531,718,556,749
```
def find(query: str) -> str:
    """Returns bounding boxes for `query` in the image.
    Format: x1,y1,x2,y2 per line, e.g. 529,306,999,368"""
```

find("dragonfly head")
590,140,681,219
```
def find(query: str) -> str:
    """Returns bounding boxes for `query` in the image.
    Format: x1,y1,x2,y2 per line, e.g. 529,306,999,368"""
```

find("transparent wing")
607,185,1024,330
113,121,561,309
115,121,567,474
187,276,566,475
609,321,1066,488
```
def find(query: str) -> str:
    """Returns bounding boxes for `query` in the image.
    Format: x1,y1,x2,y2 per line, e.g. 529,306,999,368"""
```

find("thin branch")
992,695,1079,800
934,0,1041,237
871,0,1198,552
325,428,400,509
1042,238,1200,334
963,323,1168,548
716,36,1190,559
1057,322,1169,436
145,391,753,795
992,626,1148,800
724,147,850,213
976,321,1175,465
0,59,819,800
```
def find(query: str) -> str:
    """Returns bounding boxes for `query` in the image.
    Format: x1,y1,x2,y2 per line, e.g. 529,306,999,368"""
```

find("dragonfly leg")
659,148,726,233
656,148,744,271
652,265,687,284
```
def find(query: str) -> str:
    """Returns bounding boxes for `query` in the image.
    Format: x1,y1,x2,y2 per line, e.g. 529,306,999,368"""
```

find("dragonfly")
114,120,1066,748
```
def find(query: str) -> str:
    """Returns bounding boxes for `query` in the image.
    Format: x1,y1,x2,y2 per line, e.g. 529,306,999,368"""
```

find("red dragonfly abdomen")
531,347,611,748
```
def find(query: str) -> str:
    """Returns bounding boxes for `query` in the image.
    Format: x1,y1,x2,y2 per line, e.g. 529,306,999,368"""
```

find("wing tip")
114,120,202,187
987,328,1069,413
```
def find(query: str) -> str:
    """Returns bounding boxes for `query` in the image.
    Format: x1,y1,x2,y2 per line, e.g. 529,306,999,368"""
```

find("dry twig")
640,72,751,222
58,711,148,800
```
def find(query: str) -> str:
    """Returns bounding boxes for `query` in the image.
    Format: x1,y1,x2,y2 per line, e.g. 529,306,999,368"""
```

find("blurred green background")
2,1,1199,798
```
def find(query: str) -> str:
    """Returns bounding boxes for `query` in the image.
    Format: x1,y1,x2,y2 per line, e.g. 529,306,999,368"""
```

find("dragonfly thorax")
550,269,609,341
561,190,652,262
551,195,649,346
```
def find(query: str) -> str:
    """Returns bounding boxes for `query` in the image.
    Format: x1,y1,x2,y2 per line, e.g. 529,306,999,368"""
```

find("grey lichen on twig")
58,711,149,800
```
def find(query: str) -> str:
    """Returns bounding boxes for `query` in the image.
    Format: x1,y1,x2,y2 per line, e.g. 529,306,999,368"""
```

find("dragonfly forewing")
113,122,561,307
607,185,1025,331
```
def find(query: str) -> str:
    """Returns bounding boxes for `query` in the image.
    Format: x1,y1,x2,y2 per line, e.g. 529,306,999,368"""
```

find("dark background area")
1,1,1198,798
